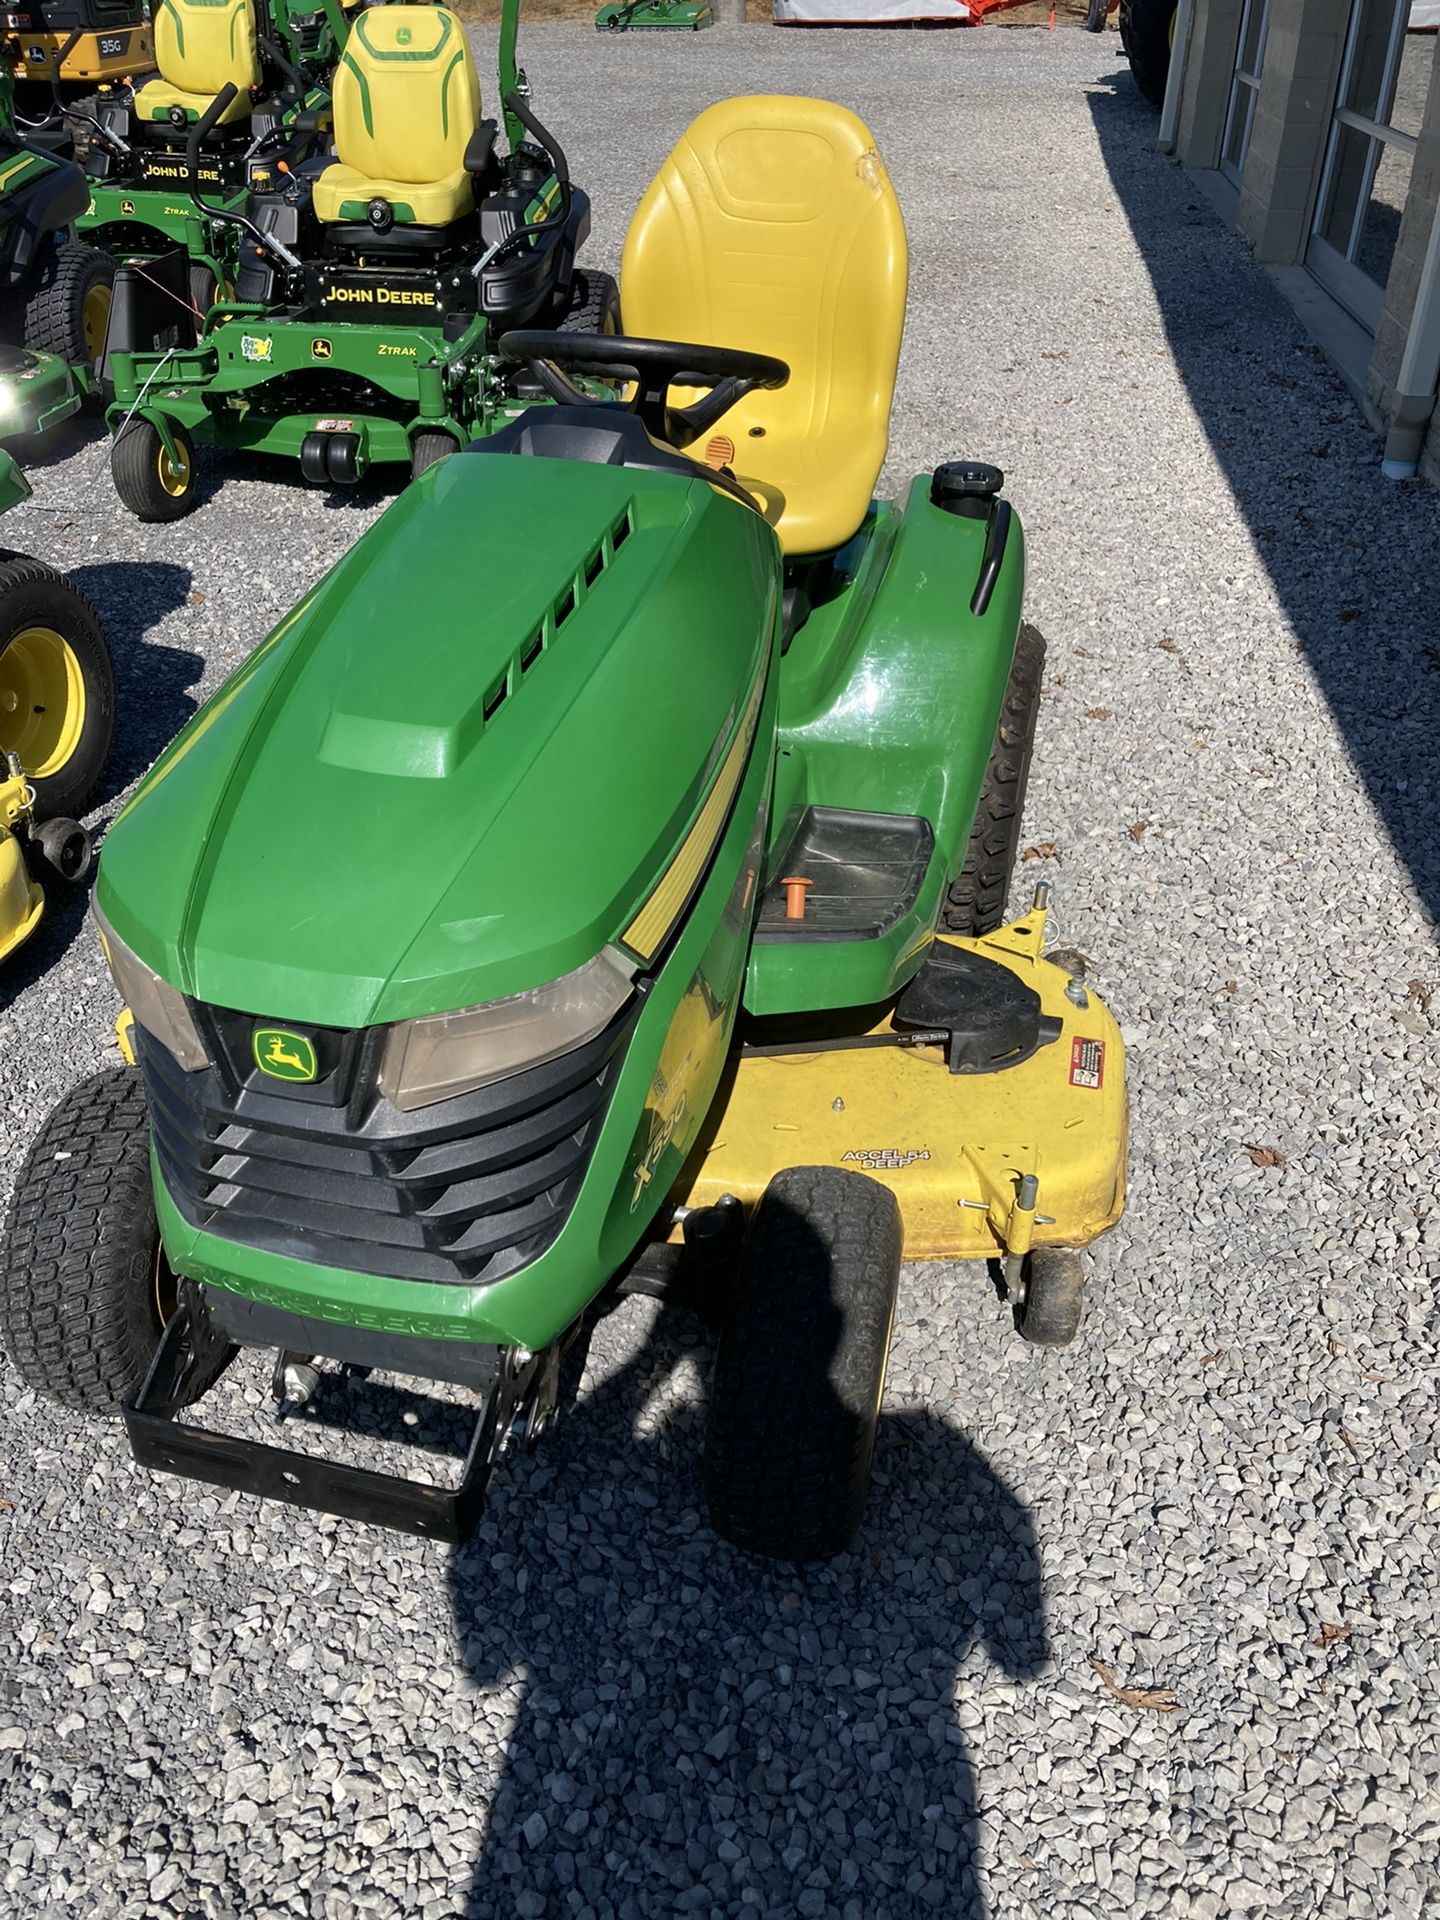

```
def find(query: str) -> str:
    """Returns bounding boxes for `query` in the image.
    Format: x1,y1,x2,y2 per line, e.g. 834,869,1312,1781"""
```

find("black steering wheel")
497,331,790,448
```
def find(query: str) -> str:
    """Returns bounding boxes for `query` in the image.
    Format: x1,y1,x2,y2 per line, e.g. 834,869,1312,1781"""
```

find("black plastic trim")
970,498,1013,619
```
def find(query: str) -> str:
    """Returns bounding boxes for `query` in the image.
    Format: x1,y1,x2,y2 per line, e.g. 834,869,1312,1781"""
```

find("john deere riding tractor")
0,448,114,959
1,97,1127,1561
1,56,115,437
103,0,605,517
71,0,343,334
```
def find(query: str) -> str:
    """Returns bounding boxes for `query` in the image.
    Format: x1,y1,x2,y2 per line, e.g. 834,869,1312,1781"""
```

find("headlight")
377,948,635,1114
92,899,208,1071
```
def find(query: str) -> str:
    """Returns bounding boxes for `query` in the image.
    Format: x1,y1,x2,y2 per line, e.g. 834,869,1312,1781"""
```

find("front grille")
139,1000,639,1286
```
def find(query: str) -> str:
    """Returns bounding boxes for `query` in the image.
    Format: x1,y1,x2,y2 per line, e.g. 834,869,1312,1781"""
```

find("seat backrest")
333,6,481,185
620,95,908,557
153,0,262,100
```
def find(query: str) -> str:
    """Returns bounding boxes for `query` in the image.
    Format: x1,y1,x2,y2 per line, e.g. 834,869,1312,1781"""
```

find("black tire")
704,1166,902,1561
410,429,459,479
30,815,92,883
943,620,1045,936
559,268,621,336
1015,1248,1086,1348
0,557,115,817
0,1070,226,1415
111,417,197,522
1083,0,1109,27
188,262,220,322
1119,0,1176,107
23,241,116,377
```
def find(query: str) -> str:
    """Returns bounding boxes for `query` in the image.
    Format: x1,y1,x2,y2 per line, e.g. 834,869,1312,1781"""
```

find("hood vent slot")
509,506,634,694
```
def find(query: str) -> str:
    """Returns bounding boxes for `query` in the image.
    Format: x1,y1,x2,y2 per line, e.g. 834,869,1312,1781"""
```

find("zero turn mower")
1,96,1126,1562
0,447,113,959
102,0,604,517
70,0,342,327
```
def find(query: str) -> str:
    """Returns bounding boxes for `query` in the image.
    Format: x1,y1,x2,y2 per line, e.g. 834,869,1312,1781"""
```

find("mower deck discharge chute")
102,0,604,516
2,96,1127,1559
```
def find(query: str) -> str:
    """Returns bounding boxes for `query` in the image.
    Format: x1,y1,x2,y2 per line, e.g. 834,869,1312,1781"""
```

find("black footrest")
124,1310,498,1543
894,942,1061,1074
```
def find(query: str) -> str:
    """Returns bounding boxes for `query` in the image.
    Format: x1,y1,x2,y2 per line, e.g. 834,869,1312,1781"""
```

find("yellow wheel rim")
82,282,113,365
157,437,191,498
0,626,87,779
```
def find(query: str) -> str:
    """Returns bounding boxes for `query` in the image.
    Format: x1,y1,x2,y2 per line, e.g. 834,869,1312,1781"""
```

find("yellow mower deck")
669,904,1127,1261
0,771,43,962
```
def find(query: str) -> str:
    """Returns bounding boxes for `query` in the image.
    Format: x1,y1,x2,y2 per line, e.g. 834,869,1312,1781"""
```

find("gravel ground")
3,21,1440,1920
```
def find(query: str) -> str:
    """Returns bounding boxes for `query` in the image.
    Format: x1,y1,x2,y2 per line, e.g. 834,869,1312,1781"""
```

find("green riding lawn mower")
70,0,350,331
103,0,607,517
0,448,114,961
1,54,115,436
1,96,1128,1562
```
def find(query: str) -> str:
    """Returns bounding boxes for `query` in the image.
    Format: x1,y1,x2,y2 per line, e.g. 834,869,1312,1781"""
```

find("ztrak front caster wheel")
1014,1248,1086,1348
0,1069,231,1415
704,1166,902,1561
0,556,114,817
111,419,197,523
31,815,91,882
411,430,460,480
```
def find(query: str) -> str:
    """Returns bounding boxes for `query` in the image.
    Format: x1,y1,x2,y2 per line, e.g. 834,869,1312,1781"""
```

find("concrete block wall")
1236,0,1351,262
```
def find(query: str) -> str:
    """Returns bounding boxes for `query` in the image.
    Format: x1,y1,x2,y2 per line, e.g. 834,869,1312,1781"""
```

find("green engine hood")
98,453,778,1027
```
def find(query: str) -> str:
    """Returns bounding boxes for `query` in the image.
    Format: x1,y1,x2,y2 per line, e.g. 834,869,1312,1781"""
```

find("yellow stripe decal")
623,667,766,961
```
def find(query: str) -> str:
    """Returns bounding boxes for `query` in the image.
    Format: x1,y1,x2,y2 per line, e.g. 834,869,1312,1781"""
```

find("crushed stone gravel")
2,20,1439,1920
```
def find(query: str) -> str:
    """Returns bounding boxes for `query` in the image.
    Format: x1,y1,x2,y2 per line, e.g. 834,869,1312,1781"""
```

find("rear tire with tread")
559,268,621,336
704,1166,902,1561
0,1070,222,1415
944,620,1045,936
0,556,114,817
23,241,116,376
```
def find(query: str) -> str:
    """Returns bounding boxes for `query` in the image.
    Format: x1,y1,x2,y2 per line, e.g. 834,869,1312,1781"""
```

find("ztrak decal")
253,1028,318,1083
378,343,418,358
842,1147,932,1171
240,335,274,363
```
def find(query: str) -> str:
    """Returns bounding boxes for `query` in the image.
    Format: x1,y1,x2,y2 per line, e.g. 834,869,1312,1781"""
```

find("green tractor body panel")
107,309,491,461
0,344,89,435
78,185,235,287
98,455,779,1029
97,442,1022,1354
0,449,32,512
751,476,1025,1015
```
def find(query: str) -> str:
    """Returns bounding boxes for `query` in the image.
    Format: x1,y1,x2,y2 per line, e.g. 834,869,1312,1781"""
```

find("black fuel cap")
931,461,1005,516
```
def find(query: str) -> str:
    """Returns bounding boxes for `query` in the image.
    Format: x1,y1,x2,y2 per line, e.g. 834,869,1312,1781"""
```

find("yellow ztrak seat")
134,0,261,126
621,95,908,559
311,7,483,229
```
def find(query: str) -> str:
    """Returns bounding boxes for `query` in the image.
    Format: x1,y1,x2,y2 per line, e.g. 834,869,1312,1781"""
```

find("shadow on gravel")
449,1294,1046,1919
1089,78,1440,925
66,560,204,803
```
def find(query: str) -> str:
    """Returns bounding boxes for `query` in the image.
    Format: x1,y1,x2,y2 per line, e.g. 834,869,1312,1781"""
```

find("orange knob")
781,876,812,921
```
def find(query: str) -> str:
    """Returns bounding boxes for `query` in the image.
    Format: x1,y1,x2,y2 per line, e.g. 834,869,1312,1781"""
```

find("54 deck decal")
1069,1037,1105,1090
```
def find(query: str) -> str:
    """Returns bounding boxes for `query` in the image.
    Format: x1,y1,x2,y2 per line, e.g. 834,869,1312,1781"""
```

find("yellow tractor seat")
620,95,908,559
134,0,261,125
311,6,482,228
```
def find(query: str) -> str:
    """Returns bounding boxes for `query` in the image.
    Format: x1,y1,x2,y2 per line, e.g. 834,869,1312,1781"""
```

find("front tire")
943,621,1044,936
411,429,460,479
111,418,197,522
1015,1248,1086,1348
704,1167,902,1561
24,241,116,378
0,557,115,817
0,1071,213,1415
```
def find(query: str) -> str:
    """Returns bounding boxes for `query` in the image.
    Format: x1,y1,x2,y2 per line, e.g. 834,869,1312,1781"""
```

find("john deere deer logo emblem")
253,1027,317,1083
396,22,412,40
